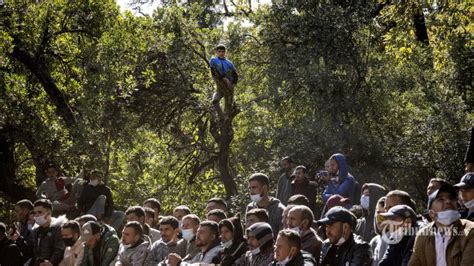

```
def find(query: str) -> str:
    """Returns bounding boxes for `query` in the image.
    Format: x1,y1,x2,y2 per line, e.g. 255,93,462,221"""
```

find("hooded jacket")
30,215,67,265
246,197,285,236
115,238,150,266
322,154,357,205
355,183,387,242
81,224,119,266
218,216,249,266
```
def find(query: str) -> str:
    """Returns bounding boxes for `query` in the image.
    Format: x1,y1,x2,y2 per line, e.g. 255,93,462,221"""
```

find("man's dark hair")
62,221,81,234
44,162,59,171
295,165,307,173
144,207,155,217
173,205,191,215
386,190,416,210
206,197,227,209
246,208,269,222
287,194,310,207
207,209,227,220
183,214,200,226
429,178,450,186
34,199,52,211
90,170,103,179
16,199,34,211
125,221,143,236
125,206,145,218
86,221,101,235
200,221,219,239
278,230,301,250
281,156,293,164
248,173,270,187
159,216,179,229
291,206,314,228
349,205,364,219
215,44,226,51
143,198,161,213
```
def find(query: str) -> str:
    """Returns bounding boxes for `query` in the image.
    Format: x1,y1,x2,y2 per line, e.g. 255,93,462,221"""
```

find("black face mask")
63,237,76,247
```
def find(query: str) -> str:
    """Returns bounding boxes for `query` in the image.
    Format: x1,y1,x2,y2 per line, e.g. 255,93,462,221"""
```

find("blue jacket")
322,153,356,205
209,57,238,84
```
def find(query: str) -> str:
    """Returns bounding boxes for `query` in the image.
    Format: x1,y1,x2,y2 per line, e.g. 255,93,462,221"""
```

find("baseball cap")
378,205,417,224
427,184,457,210
317,206,356,228
81,221,101,242
454,172,474,189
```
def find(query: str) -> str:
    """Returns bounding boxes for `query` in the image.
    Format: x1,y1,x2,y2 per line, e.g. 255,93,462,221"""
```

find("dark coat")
0,236,23,266
77,183,114,218
30,217,66,266
291,179,318,213
321,233,372,266
379,235,415,266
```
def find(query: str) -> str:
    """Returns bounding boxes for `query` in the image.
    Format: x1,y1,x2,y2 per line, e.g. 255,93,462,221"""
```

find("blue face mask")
360,195,370,209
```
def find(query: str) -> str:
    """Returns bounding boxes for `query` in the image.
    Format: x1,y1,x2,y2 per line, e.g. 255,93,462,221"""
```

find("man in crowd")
0,222,23,265
207,209,227,223
378,205,418,266
355,183,387,242
235,222,274,266
218,216,248,265
125,206,161,243
209,44,239,117
409,184,474,265
321,153,357,206
144,207,156,228
281,205,296,230
455,172,474,221
168,221,222,265
318,206,372,265
287,205,323,262
36,163,76,212
369,197,389,266
179,214,201,261
77,170,124,231
80,221,119,265
246,173,285,234
426,178,449,196
245,208,269,229
115,221,150,265
271,230,317,265
143,198,162,228
290,166,318,213
13,199,34,263
173,205,191,229
206,197,228,213
59,221,83,266
287,194,310,208
145,216,186,264
31,199,66,265
277,156,294,205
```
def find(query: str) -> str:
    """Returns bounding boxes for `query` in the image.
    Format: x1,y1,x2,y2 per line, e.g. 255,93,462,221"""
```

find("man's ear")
428,210,436,221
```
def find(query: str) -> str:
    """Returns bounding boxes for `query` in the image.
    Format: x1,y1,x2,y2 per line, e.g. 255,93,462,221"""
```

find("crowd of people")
1,128,474,266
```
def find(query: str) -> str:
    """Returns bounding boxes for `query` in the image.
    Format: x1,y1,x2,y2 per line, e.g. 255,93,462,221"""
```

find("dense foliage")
0,0,472,220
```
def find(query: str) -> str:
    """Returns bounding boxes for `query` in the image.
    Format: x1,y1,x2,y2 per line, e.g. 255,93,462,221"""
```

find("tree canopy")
0,0,472,218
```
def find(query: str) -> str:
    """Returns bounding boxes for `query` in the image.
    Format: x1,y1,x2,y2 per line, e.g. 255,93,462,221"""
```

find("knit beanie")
246,222,273,247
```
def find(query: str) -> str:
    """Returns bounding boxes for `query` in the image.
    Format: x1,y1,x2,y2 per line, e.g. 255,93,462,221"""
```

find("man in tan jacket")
409,184,474,266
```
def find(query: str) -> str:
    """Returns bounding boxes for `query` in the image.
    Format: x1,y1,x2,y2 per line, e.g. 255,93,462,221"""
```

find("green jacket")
81,224,119,266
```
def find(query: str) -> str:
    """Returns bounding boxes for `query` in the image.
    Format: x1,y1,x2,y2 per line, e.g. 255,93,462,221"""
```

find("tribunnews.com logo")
381,225,471,244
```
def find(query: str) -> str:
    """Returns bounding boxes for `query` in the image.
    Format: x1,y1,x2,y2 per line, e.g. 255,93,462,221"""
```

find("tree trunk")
210,77,240,198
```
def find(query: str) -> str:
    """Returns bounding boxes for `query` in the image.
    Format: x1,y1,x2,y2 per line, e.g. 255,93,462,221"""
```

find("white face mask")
383,227,405,245
122,243,131,249
463,199,474,209
335,227,346,246
290,224,302,235
181,229,195,241
34,214,48,226
436,210,461,226
222,240,233,249
89,179,99,186
250,193,263,204
360,195,370,209
250,247,260,255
